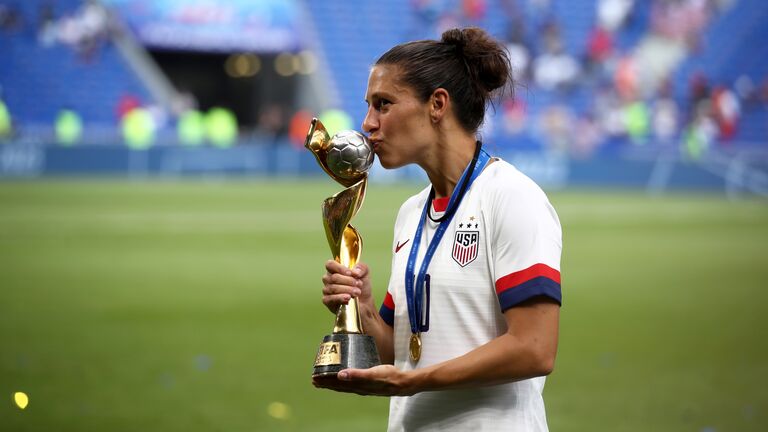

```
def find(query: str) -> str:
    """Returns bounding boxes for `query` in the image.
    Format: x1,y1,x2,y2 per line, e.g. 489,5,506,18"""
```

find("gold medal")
409,333,422,362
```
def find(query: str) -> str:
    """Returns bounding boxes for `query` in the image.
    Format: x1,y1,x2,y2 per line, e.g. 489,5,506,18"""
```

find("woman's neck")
420,135,477,198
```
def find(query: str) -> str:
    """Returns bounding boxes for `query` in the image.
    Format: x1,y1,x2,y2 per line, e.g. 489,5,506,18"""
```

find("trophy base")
312,333,380,377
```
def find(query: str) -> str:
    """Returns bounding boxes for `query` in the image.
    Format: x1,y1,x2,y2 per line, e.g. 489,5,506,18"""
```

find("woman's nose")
362,107,377,134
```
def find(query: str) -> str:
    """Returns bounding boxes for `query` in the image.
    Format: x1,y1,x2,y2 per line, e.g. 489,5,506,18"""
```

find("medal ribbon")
404,142,490,336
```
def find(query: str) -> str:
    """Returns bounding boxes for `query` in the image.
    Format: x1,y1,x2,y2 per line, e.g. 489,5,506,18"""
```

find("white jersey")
379,159,562,432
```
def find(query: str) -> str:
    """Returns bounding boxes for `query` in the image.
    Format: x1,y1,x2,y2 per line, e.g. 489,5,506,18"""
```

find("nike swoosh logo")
395,239,410,253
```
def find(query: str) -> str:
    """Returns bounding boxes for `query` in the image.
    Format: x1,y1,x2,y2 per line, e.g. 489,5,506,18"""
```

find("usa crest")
452,231,479,267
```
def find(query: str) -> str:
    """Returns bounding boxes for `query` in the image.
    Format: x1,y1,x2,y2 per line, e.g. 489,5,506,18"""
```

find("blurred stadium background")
0,0,766,430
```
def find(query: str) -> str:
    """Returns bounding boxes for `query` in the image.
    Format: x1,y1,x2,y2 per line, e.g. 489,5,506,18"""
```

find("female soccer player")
315,27,563,431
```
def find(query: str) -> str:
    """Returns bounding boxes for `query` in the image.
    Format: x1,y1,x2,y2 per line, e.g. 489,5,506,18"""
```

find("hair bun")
441,28,468,51
440,27,511,93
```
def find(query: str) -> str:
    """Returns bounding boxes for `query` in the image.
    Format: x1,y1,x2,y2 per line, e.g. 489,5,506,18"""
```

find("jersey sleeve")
489,179,562,312
379,290,395,327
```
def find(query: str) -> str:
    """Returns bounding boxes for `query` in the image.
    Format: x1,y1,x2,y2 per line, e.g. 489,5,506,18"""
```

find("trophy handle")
321,179,367,262
332,224,364,334
323,189,366,335
340,225,362,269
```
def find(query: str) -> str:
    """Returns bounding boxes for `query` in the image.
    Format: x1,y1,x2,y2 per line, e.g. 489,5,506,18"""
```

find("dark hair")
375,27,512,133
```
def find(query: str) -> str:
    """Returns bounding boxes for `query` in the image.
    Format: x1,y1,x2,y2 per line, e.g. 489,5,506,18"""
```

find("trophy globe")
325,130,375,180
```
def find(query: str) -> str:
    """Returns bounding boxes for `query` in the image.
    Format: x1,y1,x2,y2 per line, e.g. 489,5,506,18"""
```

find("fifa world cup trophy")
305,118,381,377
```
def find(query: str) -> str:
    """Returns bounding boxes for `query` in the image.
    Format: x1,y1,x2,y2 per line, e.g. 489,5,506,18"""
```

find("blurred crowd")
2,0,767,158
1,0,112,60
410,0,768,160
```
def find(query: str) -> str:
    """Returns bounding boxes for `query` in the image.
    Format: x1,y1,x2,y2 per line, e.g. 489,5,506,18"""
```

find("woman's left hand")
312,365,415,396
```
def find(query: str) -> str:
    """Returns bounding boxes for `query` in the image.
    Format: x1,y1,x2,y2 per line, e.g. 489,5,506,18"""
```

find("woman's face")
362,65,434,169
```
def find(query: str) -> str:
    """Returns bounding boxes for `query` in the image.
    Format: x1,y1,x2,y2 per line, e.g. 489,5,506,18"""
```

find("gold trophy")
305,118,381,377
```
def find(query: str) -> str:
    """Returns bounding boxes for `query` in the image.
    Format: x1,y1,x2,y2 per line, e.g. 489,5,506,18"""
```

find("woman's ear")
430,88,450,123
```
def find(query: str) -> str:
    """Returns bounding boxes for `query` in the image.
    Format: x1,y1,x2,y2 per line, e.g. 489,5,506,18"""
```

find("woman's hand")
319,260,396,364
321,260,373,313
312,365,416,396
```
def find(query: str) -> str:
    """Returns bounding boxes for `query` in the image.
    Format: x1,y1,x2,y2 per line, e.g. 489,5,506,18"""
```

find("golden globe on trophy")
304,117,381,378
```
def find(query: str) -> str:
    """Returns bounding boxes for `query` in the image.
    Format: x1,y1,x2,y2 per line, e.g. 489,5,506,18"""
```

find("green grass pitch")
0,179,766,431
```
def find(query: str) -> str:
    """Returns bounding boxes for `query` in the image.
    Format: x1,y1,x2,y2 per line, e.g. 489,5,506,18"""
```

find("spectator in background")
623,99,650,145
594,84,627,139
598,0,635,32
146,102,169,134
572,113,604,158
734,75,758,109
205,107,238,148
170,92,197,118
288,110,313,149
651,0,712,52
689,72,710,108
501,97,527,136
318,108,352,137
652,83,680,144
711,86,740,142
257,104,287,145
585,25,614,80
56,0,111,60
55,109,83,146
760,77,768,105
116,94,142,121
614,54,638,100
504,18,532,82
530,16,583,91
0,94,12,141
177,110,206,146
37,1,57,46
0,3,22,33
533,38,580,91
461,0,486,23
539,15,562,54
122,107,156,150
683,103,717,160
538,104,575,153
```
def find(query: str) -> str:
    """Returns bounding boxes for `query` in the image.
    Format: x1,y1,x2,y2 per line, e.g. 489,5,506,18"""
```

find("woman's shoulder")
477,158,560,229
479,158,548,201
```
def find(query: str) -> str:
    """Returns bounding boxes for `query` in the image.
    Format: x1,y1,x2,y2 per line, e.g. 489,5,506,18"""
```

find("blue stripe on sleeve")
497,276,562,312
379,304,394,327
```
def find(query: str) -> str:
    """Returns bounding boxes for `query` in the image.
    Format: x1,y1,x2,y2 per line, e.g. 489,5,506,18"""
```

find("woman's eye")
379,100,391,109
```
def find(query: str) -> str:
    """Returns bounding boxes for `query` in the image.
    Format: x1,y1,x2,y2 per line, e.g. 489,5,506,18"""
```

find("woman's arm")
313,296,559,396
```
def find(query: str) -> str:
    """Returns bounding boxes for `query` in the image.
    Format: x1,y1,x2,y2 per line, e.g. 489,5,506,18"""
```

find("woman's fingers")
321,260,367,314
322,293,351,309
325,259,351,275
322,283,361,297
351,263,369,279
323,272,360,288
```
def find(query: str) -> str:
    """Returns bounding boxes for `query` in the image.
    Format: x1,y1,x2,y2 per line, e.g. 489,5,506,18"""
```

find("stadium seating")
302,0,766,152
1,0,765,149
674,0,768,85
672,0,768,143
0,0,150,130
